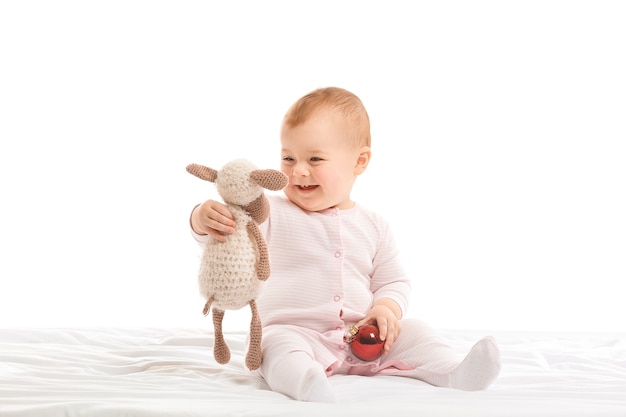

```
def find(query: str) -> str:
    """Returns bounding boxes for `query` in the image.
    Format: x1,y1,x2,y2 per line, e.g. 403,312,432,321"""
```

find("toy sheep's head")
187,159,288,223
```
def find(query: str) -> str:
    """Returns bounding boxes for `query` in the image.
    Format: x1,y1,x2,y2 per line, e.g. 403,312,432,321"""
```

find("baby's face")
280,108,367,212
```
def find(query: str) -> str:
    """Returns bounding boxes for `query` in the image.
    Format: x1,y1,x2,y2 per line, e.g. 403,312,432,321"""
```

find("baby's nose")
292,163,310,176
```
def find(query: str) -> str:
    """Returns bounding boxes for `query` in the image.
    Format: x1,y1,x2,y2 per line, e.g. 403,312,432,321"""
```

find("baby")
190,86,501,402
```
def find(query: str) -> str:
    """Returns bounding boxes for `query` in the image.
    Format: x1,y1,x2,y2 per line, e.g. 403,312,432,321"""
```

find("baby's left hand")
355,300,401,355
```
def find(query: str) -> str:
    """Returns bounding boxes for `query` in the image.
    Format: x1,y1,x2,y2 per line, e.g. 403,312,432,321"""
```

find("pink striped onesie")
193,194,500,401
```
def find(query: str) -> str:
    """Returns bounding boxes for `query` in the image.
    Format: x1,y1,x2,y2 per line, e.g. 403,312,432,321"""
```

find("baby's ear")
354,146,371,175
186,163,218,183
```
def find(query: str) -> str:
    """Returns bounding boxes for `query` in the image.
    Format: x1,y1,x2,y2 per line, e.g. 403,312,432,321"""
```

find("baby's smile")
296,184,318,191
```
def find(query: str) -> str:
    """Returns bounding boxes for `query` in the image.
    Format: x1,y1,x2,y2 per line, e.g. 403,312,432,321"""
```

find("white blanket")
1,328,624,416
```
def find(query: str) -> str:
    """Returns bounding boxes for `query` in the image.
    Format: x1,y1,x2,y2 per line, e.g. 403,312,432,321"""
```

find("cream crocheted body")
198,205,262,311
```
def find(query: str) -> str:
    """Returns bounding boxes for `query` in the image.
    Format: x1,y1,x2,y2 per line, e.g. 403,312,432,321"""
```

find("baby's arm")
190,200,235,242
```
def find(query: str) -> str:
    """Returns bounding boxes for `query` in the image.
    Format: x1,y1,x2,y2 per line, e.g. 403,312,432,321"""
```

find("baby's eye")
310,156,324,162
282,156,294,162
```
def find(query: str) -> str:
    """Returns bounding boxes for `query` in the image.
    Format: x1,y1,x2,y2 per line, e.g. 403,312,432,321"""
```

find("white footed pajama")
258,319,501,402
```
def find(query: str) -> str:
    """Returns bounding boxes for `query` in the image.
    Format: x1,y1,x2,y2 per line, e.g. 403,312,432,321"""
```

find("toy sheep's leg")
202,295,214,316
245,300,263,370
212,308,231,364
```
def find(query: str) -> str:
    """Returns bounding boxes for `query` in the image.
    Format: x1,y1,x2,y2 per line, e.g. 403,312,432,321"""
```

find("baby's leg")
380,319,501,390
259,327,336,403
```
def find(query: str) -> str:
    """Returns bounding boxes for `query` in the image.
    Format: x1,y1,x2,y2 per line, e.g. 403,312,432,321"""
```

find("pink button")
334,252,341,258
334,295,340,302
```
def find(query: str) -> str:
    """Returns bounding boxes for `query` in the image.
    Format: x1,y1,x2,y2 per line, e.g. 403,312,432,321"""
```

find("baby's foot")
300,368,337,403
449,336,501,391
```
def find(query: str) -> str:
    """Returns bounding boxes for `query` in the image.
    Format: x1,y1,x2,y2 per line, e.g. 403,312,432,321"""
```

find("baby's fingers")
377,320,401,354
382,329,396,354
212,203,236,224
206,213,235,235
199,201,235,235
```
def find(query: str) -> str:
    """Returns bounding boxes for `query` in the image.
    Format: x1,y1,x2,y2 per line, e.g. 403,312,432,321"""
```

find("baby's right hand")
190,200,235,242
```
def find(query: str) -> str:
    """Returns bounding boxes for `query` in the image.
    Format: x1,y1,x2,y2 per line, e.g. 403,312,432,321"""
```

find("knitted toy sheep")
186,159,288,370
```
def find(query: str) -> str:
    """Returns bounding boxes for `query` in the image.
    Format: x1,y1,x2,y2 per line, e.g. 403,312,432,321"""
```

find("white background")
1,1,624,332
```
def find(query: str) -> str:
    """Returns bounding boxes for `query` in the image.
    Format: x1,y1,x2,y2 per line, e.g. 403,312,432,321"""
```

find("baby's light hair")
283,87,371,148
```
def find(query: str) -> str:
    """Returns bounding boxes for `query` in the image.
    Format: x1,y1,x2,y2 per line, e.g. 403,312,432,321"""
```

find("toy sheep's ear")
186,163,218,183
250,169,289,191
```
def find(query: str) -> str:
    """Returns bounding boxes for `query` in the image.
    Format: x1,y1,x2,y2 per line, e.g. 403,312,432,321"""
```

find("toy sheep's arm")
247,221,270,281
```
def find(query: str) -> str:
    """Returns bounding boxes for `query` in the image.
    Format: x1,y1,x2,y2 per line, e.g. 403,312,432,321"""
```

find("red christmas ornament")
344,324,384,361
